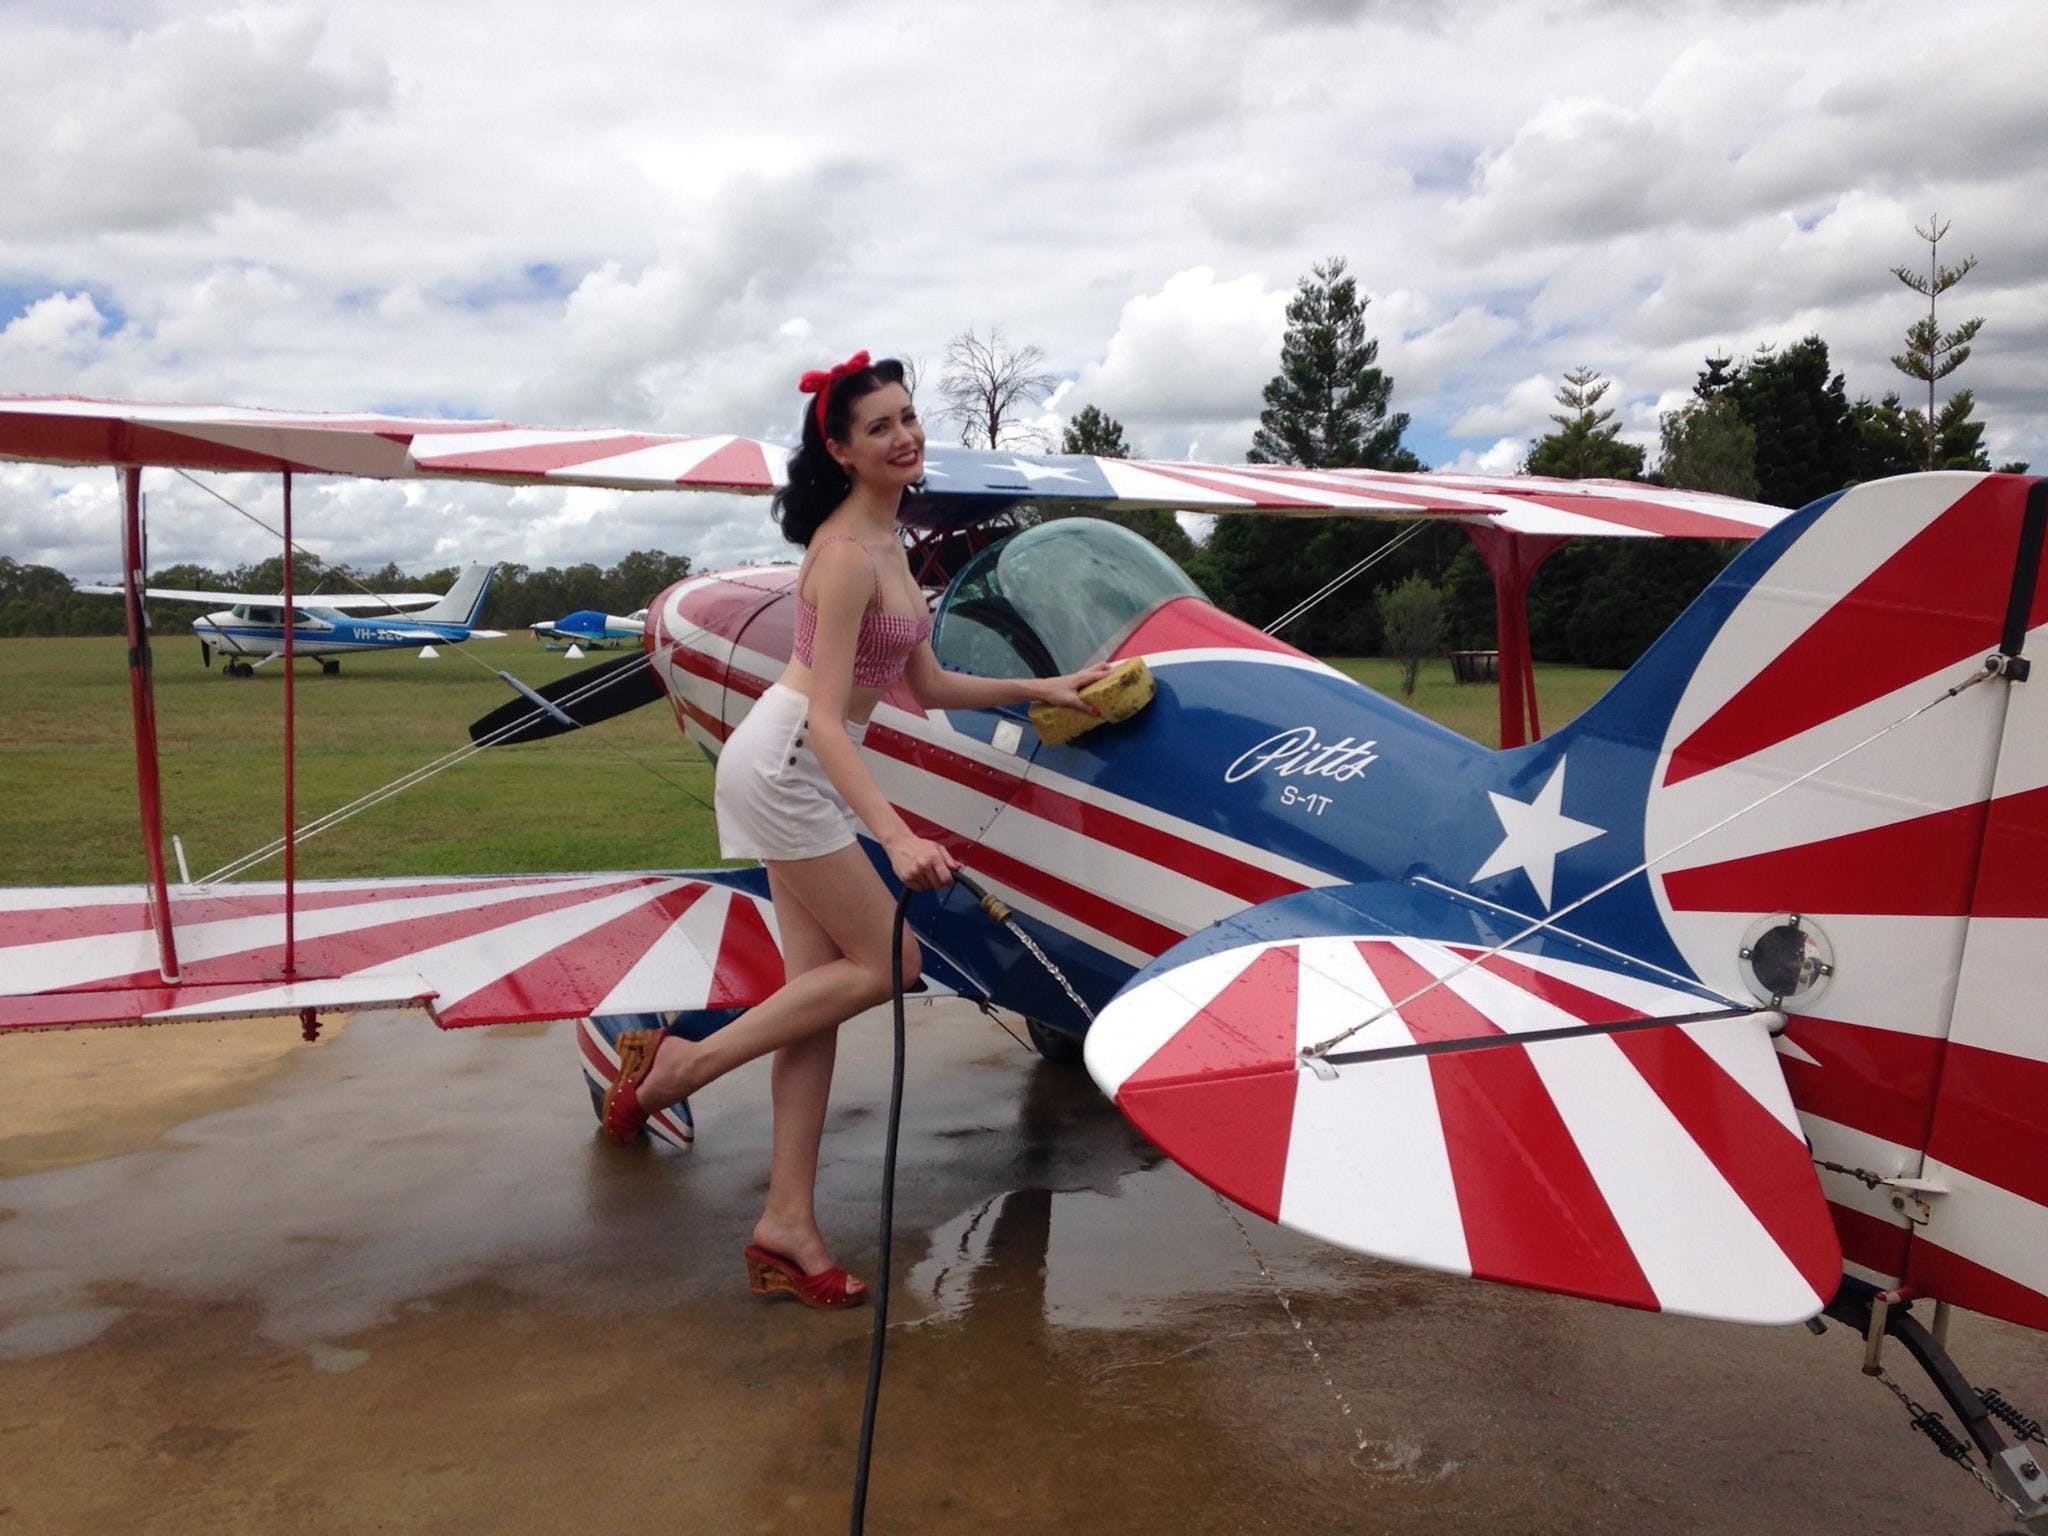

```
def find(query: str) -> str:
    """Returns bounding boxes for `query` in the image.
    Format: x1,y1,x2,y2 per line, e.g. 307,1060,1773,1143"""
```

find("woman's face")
829,382,924,493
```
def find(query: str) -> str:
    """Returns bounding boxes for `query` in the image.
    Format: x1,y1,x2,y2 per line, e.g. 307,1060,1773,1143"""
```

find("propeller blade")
200,638,211,669
467,651,667,746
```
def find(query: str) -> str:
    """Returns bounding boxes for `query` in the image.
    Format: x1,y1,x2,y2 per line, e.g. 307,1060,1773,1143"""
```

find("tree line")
0,549,692,638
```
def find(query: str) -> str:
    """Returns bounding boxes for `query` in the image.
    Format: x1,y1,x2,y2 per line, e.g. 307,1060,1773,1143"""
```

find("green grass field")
0,636,1620,887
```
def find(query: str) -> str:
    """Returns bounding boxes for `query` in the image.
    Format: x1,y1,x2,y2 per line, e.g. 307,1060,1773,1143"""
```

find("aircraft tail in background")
414,562,498,627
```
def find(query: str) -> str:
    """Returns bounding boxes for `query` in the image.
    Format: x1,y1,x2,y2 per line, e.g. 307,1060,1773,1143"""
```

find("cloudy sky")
2,0,2044,580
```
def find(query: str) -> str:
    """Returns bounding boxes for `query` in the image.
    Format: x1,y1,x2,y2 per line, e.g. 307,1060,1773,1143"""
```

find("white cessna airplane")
87,562,503,676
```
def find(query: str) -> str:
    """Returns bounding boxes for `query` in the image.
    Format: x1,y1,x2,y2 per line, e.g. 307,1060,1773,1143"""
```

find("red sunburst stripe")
44,878,665,999
439,882,710,1027
1356,943,1657,1309
1831,1200,1910,1281
1666,478,2044,787
1249,466,1767,538
1117,945,1302,1220
0,412,293,472
707,891,784,1007
1907,1238,2048,1332
1130,463,1334,509
1472,952,1838,1294
416,433,681,475
677,437,774,488
1775,1014,1944,1151
1972,783,2048,916
896,808,1185,956
1662,799,1993,916
1922,1040,2048,1209
0,878,538,950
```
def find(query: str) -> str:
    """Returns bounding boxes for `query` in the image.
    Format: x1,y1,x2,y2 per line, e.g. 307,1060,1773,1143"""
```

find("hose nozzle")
950,869,1011,925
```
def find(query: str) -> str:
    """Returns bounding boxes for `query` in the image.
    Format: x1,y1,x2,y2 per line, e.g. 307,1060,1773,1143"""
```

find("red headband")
797,349,872,438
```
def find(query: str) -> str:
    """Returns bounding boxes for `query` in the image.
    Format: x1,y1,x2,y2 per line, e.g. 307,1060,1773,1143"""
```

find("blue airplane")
86,562,503,676
530,606,647,650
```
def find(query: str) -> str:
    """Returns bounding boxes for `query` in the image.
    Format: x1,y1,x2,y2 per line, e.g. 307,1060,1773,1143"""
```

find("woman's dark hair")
770,356,911,547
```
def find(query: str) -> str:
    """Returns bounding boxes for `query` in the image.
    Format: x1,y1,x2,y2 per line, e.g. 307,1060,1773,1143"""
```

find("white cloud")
1451,374,1559,439
3,0,2047,579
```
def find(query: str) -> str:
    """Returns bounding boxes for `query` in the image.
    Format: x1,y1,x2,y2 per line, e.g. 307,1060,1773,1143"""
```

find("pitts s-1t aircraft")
79,560,504,675
1,396,2044,1526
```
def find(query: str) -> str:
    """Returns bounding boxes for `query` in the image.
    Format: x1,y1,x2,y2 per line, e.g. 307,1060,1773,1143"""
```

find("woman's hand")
1036,662,1116,714
886,833,959,892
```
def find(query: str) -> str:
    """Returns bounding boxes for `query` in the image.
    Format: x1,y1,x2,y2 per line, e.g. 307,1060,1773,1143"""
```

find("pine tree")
1248,257,1420,471
1525,368,1645,480
1047,406,1194,561
1721,338,1860,508
1890,215,1985,471
1060,404,1130,459
1196,258,1425,650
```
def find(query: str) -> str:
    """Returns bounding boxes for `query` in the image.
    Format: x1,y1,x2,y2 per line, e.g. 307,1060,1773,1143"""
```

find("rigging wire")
1261,521,1428,636
168,470,720,883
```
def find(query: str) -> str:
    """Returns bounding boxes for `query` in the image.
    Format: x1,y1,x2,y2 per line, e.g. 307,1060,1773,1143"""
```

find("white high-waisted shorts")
715,683,869,862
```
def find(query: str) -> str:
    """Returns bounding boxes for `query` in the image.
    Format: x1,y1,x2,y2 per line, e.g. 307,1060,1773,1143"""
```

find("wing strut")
282,469,298,976
119,463,180,982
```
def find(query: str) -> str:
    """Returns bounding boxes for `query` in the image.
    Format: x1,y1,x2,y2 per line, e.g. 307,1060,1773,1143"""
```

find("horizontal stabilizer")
1085,881,1840,1325
469,651,667,745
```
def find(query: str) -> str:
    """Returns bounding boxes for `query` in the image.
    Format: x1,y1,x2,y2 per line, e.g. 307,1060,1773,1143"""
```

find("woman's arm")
803,544,955,888
903,644,1113,713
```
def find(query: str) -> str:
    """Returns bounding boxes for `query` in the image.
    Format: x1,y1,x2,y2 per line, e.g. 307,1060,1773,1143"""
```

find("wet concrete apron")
2,1003,2043,1534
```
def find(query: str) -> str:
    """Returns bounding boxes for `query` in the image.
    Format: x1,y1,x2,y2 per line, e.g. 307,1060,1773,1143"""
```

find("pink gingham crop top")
791,536,933,688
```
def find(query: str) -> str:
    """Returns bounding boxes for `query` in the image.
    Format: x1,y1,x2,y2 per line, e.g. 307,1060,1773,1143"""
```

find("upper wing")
0,395,1786,540
1084,878,1840,1325
77,584,440,610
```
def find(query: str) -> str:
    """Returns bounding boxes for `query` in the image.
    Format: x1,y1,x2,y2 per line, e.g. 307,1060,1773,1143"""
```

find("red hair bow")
797,349,872,437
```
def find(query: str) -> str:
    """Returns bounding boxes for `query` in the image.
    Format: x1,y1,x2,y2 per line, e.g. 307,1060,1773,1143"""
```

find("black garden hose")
850,870,1006,1536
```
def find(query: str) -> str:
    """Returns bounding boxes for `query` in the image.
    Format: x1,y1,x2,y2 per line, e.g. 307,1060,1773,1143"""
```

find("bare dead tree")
938,325,1057,450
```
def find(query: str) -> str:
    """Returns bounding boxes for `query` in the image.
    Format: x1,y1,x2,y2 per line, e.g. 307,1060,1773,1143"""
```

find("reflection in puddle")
913,1171,1361,1332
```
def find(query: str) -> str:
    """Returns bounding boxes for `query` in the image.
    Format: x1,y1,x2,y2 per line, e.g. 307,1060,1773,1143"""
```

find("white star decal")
1469,756,1606,909
996,456,1087,483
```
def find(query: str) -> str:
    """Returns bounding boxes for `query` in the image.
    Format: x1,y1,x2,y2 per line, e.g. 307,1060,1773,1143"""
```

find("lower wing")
0,868,959,1033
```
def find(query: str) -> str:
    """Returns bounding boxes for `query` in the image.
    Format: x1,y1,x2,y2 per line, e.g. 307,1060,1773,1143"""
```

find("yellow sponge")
1029,657,1155,747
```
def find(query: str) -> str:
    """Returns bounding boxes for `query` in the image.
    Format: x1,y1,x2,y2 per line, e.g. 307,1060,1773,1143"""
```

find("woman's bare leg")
751,864,852,1277
634,841,919,1114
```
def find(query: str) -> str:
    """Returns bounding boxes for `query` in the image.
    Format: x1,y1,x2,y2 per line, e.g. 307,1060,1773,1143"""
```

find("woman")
601,351,1110,1309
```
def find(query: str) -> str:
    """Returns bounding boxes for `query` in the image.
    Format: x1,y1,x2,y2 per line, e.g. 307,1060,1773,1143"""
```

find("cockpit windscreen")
930,519,1203,679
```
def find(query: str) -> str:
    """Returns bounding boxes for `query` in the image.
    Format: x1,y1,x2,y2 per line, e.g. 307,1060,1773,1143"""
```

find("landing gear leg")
1824,1289,2048,1530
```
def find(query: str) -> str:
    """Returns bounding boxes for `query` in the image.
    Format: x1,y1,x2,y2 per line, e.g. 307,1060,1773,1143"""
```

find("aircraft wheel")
1024,1015,1086,1065
319,658,340,676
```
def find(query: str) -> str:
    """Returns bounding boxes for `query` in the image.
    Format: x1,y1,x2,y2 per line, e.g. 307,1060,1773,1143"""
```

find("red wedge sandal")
600,1029,665,1145
744,1243,868,1309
